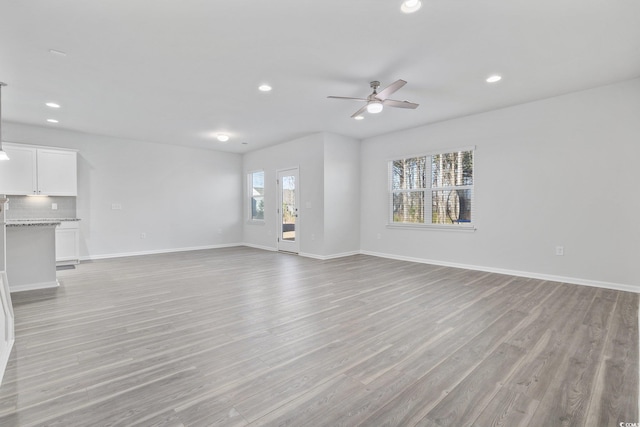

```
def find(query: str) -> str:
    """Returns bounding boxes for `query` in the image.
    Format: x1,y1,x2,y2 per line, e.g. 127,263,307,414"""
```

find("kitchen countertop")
5,218,81,227
7,218,80,222
6,220,62,227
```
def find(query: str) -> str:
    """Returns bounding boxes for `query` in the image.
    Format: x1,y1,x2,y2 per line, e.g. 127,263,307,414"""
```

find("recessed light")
486,75,502,83
401,0,422,13
258,84,272,92
47,119,59,123
354,115,364,120
48,49,67,57
46,102,61,108
217,134,230,142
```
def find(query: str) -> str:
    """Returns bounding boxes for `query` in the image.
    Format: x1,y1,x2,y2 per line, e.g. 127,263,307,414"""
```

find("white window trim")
387,146,476,231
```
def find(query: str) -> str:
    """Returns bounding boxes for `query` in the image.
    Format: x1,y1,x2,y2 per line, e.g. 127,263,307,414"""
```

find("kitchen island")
6,220,60,292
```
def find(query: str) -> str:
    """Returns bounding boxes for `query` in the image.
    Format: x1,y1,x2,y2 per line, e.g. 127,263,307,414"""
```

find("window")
390,148,474,227
249,170,265,221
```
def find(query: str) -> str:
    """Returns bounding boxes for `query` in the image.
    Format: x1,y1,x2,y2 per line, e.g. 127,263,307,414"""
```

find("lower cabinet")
56,222,80,265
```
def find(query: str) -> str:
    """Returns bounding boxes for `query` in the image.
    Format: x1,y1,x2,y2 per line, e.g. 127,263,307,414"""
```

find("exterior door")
277,168,299,253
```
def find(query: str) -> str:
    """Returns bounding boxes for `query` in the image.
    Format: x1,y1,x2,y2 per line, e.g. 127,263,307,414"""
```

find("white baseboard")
242,243,277,252
10,279,60,293
299,251,360,261
80,243,243,261
359,250,639,293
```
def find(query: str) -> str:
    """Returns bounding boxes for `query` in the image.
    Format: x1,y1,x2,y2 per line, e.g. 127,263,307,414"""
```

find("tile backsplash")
5,195,76,219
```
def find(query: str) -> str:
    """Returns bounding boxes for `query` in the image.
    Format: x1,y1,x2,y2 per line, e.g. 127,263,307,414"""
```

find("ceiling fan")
328,79,419,118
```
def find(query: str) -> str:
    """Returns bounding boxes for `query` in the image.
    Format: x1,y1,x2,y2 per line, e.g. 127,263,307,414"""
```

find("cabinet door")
37,149,77,196
55,228,79,263
0,145,37,195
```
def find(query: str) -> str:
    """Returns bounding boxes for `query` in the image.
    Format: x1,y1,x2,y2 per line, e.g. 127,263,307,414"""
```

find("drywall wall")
242,133,326,255
3,122,243,259
324,133,360,257
360,78,640,290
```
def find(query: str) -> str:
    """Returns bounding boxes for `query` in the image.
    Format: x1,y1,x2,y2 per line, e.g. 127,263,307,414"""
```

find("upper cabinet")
35,149,77,196
0,144,78,196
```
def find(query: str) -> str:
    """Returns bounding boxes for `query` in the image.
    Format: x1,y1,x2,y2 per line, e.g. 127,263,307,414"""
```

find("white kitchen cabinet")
0,144,77,196
0,145,37,195
55,221,80,265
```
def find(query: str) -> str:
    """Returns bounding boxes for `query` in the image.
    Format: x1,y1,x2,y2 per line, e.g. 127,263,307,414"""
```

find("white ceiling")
1,0,639,154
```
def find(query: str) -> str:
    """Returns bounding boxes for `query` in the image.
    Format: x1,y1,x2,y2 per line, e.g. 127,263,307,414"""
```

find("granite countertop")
7,218,81,222
5,218,81,227
6,220,62,227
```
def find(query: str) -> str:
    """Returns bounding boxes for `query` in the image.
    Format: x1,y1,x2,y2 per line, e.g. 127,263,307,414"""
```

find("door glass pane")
281,175,296,241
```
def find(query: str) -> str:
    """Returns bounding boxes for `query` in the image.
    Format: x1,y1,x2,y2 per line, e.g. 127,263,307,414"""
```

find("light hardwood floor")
0,247,637,426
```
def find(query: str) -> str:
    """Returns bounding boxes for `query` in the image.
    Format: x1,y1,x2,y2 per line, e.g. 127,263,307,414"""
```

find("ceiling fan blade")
350,105,368,118
327,96,369,101
382,99,419,109
375,79,407,100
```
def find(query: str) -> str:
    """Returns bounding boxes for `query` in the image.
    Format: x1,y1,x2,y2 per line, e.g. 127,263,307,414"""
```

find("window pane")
432,151,473,188
392,157,427,190
251,196,264,220
432,189,472,224
393,191,425,223
250,171,265,220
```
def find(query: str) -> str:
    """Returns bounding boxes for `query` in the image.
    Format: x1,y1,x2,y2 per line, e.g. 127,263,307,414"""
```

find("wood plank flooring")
0,247,637,426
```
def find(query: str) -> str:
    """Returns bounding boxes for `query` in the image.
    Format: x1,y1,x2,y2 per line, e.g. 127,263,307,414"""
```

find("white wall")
324,133,360,257
3,122,243,259
360,78,640,290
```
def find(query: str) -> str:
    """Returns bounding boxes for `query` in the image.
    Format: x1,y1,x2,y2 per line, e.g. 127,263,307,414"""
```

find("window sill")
386,223,476,232
246,220,265,225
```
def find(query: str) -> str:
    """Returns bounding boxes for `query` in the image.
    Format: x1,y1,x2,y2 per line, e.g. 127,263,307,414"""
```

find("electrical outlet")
377,233,382,240
140,233,146,239
111,203,122,210
555,246,564,256
51,203,58,210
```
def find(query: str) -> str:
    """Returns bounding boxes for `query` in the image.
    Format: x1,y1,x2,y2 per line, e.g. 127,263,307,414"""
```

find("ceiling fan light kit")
401,0,422,14
328,79,419,118
366,101,384,114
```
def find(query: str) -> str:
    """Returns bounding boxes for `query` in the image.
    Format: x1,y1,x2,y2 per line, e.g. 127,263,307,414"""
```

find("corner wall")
324,133,360,257
360,78,640,290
